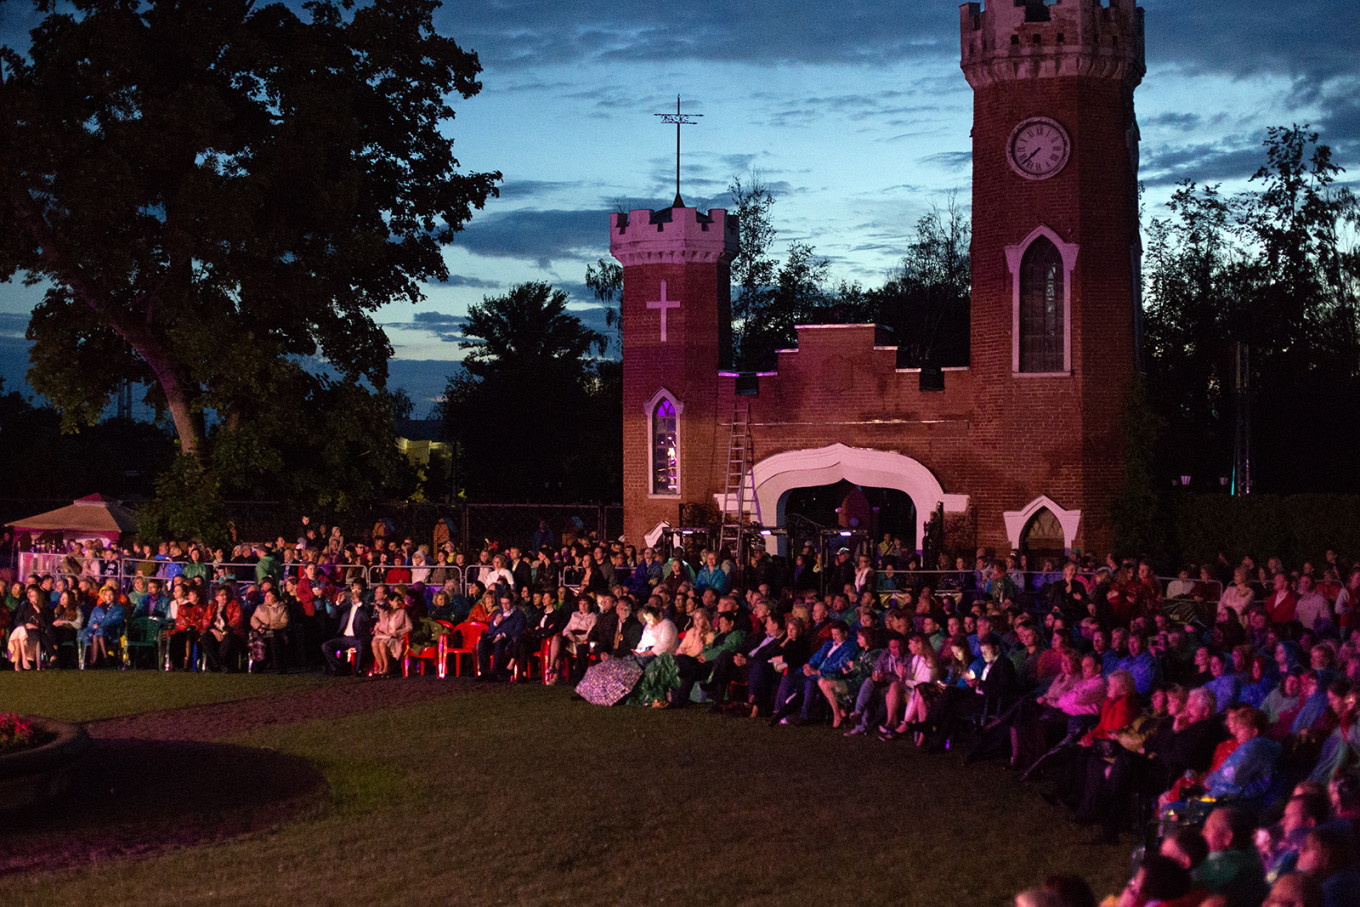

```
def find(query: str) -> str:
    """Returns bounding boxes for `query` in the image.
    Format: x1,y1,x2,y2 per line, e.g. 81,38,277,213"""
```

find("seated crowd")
4,525,1360,906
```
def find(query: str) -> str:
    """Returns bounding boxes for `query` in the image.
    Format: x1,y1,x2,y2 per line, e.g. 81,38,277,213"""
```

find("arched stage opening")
782,480,917,556
740,443,968,556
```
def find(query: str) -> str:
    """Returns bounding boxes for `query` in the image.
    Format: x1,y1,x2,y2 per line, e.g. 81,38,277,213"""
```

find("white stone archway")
717,443,969,554
1002,494,1081,555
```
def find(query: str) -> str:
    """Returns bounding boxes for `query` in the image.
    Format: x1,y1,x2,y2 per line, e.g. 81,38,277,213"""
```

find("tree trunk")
14,192,209,463
103,314,207,463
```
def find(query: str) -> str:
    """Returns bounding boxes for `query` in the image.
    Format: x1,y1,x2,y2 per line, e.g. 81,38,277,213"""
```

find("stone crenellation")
960,0,1145,88
610,207,739,267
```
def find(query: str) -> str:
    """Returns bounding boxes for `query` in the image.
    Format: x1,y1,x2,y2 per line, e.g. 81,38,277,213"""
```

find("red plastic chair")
539,637,554,678
511,637,551,683
439,621,487,679
404,621,452,677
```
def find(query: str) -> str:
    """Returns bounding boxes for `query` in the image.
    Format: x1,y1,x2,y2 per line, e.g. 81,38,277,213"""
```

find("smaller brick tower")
611,206,739,547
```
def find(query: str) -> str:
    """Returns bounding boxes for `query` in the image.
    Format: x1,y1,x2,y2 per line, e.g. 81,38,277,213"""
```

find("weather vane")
654,95,701,208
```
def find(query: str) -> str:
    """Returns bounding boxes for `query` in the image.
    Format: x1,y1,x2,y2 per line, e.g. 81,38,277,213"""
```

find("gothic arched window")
1018,236,1064,373
651,397,679,495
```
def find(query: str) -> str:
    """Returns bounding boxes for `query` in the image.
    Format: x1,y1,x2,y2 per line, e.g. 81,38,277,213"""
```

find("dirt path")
85,675,473,742
3,676,479,876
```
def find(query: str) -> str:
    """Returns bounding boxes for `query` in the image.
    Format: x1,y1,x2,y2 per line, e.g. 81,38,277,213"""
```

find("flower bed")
1,713,44,753
0,714,90,812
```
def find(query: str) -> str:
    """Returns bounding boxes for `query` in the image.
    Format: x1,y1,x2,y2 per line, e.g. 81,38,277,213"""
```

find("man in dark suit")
322,586,372,674
477,593,527,681
925,633,1019,751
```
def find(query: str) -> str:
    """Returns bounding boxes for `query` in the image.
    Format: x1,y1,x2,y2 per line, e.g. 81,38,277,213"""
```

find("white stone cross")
646,279,680,342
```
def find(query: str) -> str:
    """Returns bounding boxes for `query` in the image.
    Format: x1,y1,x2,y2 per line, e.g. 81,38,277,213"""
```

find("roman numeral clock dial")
1007,117,1071,180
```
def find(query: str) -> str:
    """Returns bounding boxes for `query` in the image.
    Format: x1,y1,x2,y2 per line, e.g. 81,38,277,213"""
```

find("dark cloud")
918,150,972,172
0,317,34,399
433,274,500,289
0,310,29,336
1142,112,1202,132
387,359,464,414
1143,0,1355,87
383,311,469,344
707,176,799,208
455,207,610,268
497,179,589,202
1141,141,1267,189
444,2,957,71
413,312,466,327
754,86,958,132
1313,91,1360,166
720,153,764,174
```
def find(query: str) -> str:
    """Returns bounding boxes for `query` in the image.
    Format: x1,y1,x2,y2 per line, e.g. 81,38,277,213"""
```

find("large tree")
871,195,971,368
1143,125,1360,492
439,282,618,501
0,0,500,473
725,173,835,370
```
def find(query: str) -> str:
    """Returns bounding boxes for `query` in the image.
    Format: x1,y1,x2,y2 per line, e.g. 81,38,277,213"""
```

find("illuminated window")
1018,236,1064,373
652,398,679,495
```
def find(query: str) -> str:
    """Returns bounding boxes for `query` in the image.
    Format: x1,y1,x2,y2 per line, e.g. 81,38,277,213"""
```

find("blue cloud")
454,207,609,268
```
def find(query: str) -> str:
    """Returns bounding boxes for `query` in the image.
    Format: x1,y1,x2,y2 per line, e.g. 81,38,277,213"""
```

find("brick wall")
615,1,1143,558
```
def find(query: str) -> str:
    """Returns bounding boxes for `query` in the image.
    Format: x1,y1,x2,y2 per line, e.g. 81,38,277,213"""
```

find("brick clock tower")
611,206,739,546
961,0,1145,555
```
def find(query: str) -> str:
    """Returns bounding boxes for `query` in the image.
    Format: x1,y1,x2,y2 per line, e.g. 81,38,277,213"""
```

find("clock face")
1008,117,1071,180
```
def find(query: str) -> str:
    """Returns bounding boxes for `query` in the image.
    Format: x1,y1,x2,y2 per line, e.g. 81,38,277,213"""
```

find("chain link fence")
0,497,623,561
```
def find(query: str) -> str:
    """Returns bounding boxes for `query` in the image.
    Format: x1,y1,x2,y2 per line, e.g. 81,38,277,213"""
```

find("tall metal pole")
675,97,682,204
654,96,701,208
1232,341,1252,496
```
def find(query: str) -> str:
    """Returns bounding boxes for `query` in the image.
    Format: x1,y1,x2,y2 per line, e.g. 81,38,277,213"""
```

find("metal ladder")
716,399,753,565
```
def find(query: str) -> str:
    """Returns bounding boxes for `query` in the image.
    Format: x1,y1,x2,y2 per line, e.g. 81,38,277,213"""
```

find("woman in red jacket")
1080,669,1141,746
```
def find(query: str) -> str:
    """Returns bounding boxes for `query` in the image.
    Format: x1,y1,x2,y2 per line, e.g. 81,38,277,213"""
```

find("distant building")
395,418,449,468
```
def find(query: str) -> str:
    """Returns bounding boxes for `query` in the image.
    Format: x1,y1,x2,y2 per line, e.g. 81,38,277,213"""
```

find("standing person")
1043,561,1091,620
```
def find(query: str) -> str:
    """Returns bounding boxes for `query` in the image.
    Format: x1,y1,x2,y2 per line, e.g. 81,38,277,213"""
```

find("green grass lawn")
1,670,332,722
0,676,1133,906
